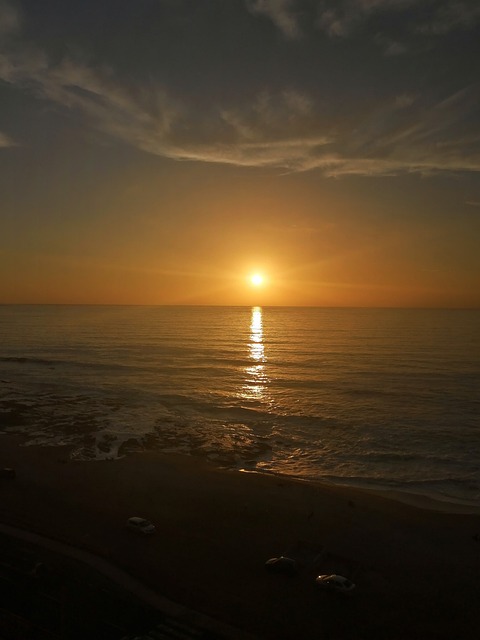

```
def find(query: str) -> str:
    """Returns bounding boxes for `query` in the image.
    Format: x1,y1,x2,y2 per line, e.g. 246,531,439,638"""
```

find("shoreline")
1,434,480,638
238,468,480,515
7,428,480,516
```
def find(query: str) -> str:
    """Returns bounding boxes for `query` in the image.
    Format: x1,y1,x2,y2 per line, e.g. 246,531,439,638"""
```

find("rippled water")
1,305,479,506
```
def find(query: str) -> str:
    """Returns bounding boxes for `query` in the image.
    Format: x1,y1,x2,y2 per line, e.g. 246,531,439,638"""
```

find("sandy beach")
1,434,480,639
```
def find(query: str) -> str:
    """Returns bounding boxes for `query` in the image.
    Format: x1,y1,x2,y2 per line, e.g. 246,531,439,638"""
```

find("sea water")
0,305,479,507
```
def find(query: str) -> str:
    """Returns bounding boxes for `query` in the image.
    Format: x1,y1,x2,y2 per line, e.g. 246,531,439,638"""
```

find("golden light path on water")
242,306,268,400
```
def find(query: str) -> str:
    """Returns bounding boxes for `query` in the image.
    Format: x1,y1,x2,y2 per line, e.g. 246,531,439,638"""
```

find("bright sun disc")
250,273,264,286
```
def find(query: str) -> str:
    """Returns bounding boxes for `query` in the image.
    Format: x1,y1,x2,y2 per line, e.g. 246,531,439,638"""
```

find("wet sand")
1,434,480,639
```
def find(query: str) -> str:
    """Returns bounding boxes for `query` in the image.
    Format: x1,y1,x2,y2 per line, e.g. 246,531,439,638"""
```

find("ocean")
1,305,479,507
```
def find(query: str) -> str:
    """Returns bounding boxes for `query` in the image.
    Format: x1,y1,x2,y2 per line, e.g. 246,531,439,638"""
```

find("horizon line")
1,303,479,311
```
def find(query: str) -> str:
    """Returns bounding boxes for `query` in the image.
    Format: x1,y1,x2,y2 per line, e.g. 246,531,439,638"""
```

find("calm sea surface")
1,305,479,506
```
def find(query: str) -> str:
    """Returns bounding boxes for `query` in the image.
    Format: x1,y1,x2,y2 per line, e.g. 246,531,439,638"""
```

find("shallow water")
1,305,479,506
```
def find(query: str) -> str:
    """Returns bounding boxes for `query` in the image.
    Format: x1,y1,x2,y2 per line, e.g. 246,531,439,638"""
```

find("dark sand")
1,434,480,639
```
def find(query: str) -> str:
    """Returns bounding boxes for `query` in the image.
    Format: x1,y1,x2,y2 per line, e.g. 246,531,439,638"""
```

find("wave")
0,356,61,367
314,474,480,508
0,355,153,375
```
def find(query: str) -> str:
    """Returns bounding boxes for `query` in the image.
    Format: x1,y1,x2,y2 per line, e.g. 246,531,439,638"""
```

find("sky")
0,0,479,307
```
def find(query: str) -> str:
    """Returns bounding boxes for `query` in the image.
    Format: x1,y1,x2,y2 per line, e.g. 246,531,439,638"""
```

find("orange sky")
2,164,478,307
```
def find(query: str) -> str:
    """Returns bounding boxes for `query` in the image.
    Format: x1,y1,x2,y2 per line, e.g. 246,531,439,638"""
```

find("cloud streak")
246,0,480,46
0,0,20,36
0,0,479,177
247,0,301,39
318,0,480,40
0,130,15,146
1,44,479,177
416,1,480,35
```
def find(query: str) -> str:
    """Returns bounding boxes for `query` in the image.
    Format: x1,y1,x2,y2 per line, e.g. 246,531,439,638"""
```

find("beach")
1,434,479,639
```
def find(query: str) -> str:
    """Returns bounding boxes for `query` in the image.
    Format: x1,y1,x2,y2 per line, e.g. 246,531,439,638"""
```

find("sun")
250,273,264,287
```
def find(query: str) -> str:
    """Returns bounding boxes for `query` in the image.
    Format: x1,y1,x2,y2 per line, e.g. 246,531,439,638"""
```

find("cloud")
243,0,480,63
416,2,480,35
316,0,416,38
244,0,480,44
0,130,16,147
0,3,478,179
374,33,409,56
218,96,314,148
247,0,301,39
0,0,20,37
0,45,332,168
395,94,415,108
289,0,480,44
326,86,480,176
0,51,181,156
1,45,480,177
170,135,334,170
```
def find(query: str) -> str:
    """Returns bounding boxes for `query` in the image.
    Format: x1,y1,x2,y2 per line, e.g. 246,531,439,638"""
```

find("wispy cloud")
247,0,301,39
0,1,479,178
247,1,480,45
374,33,409,56
323,86,480,176
0,50,181,155
0,130,16,147
0,0,20,36
1,45,480,177
0,46,331,168
315,0,416,39
221,89,314,139
416,2,480,35
170,135,334,170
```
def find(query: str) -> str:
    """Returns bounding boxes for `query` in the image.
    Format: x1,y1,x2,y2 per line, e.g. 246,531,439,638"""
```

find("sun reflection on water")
243,306,268,400
250,307,265,362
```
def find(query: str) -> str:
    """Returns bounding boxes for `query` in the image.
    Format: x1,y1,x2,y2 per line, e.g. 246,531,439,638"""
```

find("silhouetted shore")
1,434,480,639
